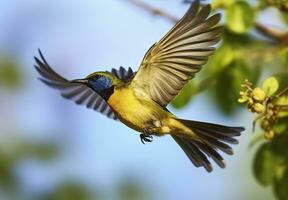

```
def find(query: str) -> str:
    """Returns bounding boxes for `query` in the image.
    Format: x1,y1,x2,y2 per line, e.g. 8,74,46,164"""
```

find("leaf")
41,182,92,200
273,121,287,135
262,76,279,96
211,59,259,115
212,64,237,114
282,12,288,25
277,96,288,106
211,0,234,9
226,1,255,34
171,82,194,109
273,169,288,200
270,134,288,160
271,73,288,94
118,180,148,200
0,56,23,89
253,143,274,186
253,143,285,186
277,96,288,118
206,44,235,74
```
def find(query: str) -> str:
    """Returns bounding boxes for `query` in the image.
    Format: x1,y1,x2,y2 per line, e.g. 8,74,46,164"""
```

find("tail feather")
198,132,233,155
172,119,244,172
191,124,239,144
185,120,243,136
193,141,225,168
173,136,213,172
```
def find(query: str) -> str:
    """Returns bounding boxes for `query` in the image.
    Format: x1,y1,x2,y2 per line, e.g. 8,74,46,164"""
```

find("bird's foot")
140,126,155,144
140,133,153,144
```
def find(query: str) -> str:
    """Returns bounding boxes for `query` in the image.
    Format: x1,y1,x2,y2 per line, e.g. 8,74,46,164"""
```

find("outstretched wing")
111,66,135,83
34,49,134,120
132,1,222,106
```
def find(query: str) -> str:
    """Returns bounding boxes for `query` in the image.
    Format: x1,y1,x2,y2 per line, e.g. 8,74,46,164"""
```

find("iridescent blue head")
72,71,121,100
88,74,113,92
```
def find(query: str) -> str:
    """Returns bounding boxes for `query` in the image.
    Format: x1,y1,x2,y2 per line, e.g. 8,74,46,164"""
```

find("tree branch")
124,0,178,23
123,0,288,45
254,23,288,44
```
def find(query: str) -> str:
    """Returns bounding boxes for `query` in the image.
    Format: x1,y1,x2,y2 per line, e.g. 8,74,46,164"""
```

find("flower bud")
252,88,266,101
254,103,265,114
264,130,274,140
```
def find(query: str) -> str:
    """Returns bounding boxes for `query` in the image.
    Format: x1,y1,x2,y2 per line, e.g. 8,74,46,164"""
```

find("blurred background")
0,0,287,200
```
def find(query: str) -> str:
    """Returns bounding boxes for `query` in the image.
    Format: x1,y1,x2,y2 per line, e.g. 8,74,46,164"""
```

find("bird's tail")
172,119,244,172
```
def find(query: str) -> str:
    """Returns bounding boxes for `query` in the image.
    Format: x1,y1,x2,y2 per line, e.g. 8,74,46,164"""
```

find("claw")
140,133,153,144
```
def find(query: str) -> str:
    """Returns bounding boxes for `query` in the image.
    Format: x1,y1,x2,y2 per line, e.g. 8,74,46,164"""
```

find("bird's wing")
131,1,222,106
111,66,135,82
34,50,134,120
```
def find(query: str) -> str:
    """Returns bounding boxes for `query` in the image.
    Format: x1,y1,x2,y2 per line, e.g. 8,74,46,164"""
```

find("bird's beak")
71,78,88,84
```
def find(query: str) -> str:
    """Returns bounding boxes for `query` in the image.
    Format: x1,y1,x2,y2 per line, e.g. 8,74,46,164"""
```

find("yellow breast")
107,86,165,131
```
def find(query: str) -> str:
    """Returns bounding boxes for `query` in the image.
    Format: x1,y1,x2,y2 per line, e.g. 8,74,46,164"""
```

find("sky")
0,0,276,199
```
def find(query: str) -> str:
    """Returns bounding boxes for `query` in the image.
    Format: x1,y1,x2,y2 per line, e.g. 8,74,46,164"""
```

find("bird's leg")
140,126,154,144
140,119,161,144
140,133,153,144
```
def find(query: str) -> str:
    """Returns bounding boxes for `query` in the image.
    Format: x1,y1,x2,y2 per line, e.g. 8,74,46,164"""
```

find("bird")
34,0,244,172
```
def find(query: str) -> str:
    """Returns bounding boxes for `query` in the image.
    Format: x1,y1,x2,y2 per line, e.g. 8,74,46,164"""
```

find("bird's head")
72,71,121,99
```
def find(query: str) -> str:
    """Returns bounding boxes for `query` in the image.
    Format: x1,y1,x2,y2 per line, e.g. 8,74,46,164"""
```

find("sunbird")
35,1,244,172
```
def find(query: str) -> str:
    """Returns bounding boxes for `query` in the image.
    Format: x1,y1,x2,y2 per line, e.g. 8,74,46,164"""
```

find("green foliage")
226,1,255,34
274,169,288,200
212,61,240,114
171,82,195,109
263,76,279,96
0,56,23,90
240,74,288,200
42,182,93,200
212,59,259,114
253,135,288,200
0,137,58,195
253,143,285,186
179,5,288,199
282,12,288,24
211,0,234,9
118,180,149,200
206,42,235,74
273,73,288,93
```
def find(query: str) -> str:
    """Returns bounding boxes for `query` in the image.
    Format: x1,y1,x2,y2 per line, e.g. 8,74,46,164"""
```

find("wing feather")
35,50,133,120
132,1,222,106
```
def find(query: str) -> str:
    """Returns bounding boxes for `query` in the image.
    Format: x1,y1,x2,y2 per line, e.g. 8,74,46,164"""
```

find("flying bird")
34,1,244,172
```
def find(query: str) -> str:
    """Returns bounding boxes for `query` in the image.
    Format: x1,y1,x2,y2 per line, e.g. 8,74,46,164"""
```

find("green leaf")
273,122,287,135
282,12,288,25
226,1,255,34
273,169,288,200
273,73,288,93
253,143,275,186
253,143,281,186
211,0,234,9
206,44,235,74
118,180,148,200
0,56,23,90
222,28,252,46
211,59,259,115
171,82,194,109
277,96,288,118
41,182,92,200
262,76,279,96
270,134,288,160
212,65,237,114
